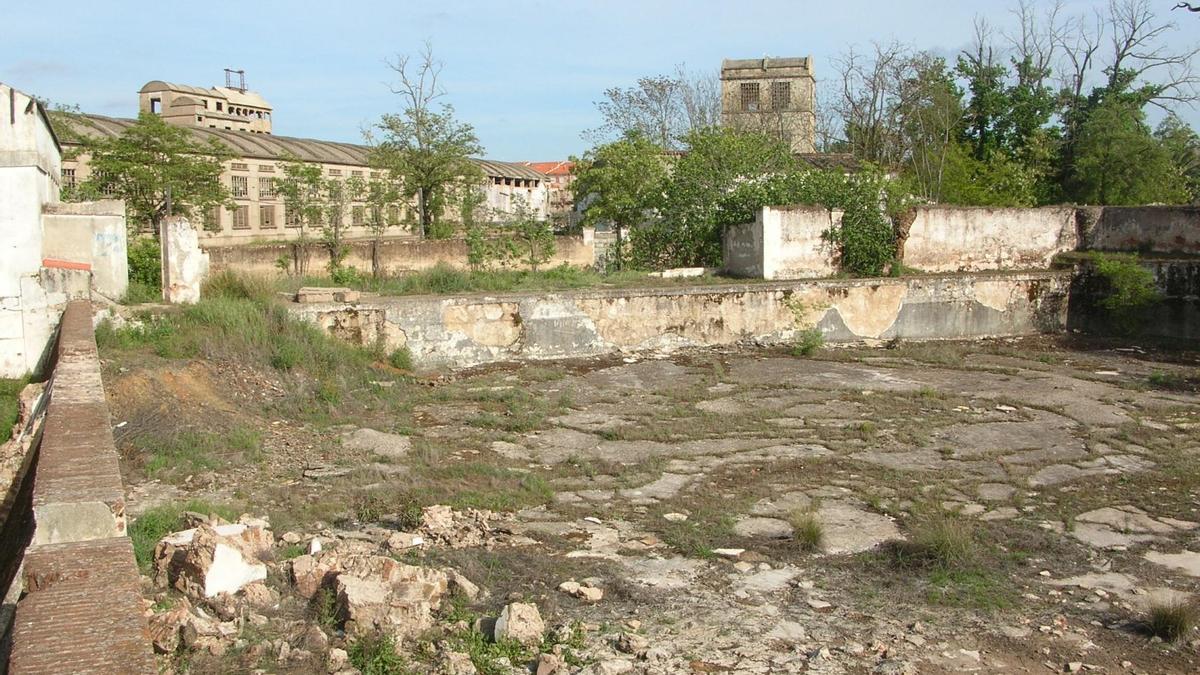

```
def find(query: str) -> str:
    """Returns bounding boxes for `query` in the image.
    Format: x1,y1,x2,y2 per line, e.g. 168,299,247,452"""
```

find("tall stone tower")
720,57,816,154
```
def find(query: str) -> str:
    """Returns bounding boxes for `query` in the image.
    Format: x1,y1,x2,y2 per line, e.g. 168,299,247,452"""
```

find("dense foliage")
66,112,233,232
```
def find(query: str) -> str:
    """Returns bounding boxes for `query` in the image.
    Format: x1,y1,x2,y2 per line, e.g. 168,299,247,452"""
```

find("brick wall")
8,300,155,673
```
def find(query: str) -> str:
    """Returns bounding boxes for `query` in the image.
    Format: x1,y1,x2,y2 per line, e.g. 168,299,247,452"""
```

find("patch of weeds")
792,328,824,357
1147,370,1199,393
278,543,306,560
854,421,879,440
0,376,30,444
348,632,415,675
661,510,734,559
312,588,340,632
1145,598,1199,643
1088,252,1161,335
133,426,264,481
457,630,537,675
129,500,239,570
925,568,1013,610
787,509,824,553
389,347,414,371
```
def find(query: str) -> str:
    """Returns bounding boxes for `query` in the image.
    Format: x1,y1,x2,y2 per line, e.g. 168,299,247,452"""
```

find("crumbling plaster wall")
901,206,1079,273
290,271,1070,370
724,206,839,280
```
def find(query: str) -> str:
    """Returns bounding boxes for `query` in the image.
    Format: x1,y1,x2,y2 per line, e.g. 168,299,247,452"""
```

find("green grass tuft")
1146,598,1199,642
788,509,824,553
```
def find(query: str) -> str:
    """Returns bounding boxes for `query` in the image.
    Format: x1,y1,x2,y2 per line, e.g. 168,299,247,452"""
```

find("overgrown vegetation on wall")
573,127,910,275
1087,252,1162,334
98,272,391,414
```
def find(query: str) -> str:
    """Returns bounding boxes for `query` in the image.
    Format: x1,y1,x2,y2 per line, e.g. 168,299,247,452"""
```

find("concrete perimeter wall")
206,234,595,277
725,205,1199,281
290,271,1070,370
724,206,839,279
9,300,155,673
1082,206,1200,254
901,206,1078,273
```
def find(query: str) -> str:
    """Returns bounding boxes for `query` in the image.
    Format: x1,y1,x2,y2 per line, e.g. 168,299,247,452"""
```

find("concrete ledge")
10,300,153,671
291,270,1073,370
29,302,125,544
11,537,155,673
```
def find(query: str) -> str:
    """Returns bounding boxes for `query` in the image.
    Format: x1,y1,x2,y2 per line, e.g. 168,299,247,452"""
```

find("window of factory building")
259,205,276,229
232,205,250,230
740,82,760,112
352,206,364,226
62,168,76,189
259,177,275,199
231,175,248,198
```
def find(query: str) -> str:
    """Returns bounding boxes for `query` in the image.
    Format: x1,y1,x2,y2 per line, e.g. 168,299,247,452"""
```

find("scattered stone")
494,602,544,646
327,647,350,672
806,598,834,612
342,427,412,459
153,522,273,599
558,580,603,602
536,652,566,675
387,531,425,551
615,632,650,655
663,512,689,523
303,463,352,479
712,548,745,559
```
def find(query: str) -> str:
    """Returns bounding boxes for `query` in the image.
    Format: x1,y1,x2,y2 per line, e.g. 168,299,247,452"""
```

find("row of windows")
491,176,540,187
738,81,794,112
209,204,406,231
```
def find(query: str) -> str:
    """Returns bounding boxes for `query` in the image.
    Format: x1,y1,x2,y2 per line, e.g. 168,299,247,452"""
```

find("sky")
3,0,1197,162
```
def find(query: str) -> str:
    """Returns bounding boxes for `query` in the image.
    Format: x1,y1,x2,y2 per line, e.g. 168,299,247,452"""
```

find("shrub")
388,347,414,371
792,328,824,357
1090,253,1161,334
1146,598,1199,642
127,237,162,288
1,377,30,443
348,633,410,675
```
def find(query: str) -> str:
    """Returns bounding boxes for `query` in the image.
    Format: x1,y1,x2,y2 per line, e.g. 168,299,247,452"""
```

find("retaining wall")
290,270,1071,370
724,205,1200,282
1081,206,1200,255
901,206,1078,273
206,234,595,277
8,300,155,673
1068,257,1200,341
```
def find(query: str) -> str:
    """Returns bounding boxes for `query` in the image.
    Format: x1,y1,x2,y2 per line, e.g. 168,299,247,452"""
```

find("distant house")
520,161,575,224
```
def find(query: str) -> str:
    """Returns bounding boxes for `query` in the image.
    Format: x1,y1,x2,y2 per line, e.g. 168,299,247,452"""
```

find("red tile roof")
520,161,574,176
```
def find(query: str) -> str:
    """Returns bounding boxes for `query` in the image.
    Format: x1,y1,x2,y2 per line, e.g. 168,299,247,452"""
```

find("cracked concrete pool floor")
478,345,1198,671
122,339,1200,673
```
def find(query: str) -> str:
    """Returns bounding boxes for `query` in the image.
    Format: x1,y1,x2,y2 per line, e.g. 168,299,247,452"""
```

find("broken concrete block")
153,522,273,598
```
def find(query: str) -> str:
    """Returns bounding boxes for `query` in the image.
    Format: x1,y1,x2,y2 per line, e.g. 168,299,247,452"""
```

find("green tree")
275,158,324,275
649,126,796,268
1070,99,1187,205
75,112,232,233
362,173,403,277
1155,114,1200,204
571,131,669,270
320,174,365,279
897,55,964,201
501,196,556,271
369,43,483,239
